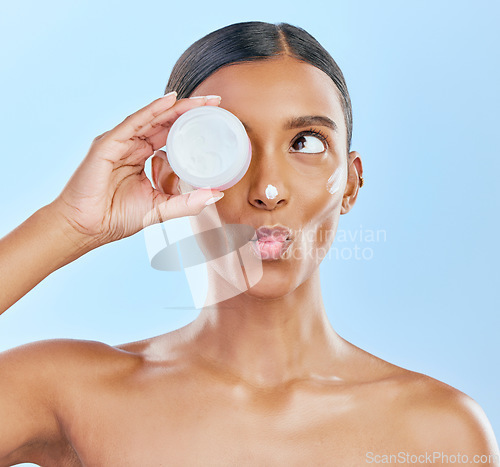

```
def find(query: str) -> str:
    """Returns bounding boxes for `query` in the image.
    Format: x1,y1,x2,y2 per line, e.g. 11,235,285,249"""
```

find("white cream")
265,184,278,199
173,118,236,178
166,106,252,190
326,165,345,195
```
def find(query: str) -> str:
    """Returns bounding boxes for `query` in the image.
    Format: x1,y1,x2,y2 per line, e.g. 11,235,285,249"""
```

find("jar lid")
165,106,252,191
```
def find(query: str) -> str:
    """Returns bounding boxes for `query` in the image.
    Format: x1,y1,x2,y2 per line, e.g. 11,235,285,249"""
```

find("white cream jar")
166,106,252,191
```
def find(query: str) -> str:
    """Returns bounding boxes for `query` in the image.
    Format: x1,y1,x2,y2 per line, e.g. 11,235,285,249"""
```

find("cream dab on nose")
265,184,278,199
326,165,345,195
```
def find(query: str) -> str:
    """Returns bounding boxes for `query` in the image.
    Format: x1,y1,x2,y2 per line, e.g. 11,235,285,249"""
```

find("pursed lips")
254,225,293,242
250,225,294,260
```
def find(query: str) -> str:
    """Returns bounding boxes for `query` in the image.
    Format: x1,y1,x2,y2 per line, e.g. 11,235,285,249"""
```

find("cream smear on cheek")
326,165,345,195
265,184,278,199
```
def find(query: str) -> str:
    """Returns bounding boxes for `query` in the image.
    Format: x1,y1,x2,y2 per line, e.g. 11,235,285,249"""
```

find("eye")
290,129,329,154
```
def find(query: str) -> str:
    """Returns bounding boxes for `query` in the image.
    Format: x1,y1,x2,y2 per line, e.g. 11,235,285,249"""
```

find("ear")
151,150,181,196
340,151,363,215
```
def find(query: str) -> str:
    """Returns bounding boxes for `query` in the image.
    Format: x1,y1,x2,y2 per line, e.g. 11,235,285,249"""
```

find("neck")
186,267,344,388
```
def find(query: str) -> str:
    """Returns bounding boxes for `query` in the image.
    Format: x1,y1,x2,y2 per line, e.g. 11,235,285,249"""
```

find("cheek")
188,199,254,259
326,164,346,195
294,152,345,202
296,167,344,252
299,164,344,222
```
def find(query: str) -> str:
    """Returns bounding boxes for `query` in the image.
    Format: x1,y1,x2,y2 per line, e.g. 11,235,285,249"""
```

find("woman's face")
178,55,361,300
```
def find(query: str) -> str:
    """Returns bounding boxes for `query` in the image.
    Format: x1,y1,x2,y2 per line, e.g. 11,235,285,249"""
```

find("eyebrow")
240,115,338,133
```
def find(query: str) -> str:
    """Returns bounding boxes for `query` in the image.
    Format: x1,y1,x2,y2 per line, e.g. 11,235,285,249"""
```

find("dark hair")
165,21,353,153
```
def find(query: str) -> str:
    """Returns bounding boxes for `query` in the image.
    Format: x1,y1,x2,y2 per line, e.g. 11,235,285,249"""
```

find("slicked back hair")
166,21,352,152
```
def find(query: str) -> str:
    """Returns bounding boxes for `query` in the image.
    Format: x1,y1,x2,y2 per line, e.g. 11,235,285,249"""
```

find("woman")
0,21,498,466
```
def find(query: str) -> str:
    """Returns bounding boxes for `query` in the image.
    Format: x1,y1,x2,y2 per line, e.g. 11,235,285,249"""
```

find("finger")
135,95,222,141
121,96,222,158
145,98,222,151
105,92,179,144
147,189,225,226
100,96,222,163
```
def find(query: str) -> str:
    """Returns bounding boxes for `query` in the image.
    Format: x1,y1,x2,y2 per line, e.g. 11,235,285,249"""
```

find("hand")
51,93,224,248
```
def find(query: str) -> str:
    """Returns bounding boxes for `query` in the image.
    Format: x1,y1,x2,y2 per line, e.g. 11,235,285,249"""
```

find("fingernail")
206,95,222,102
205,193,224,205
189,95,207,100
162,91,177,99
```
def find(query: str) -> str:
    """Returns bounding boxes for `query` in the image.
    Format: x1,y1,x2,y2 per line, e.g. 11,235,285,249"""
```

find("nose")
246,150,290,211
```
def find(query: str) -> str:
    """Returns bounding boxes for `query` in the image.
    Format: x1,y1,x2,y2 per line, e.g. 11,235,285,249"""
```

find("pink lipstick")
250,225,294,260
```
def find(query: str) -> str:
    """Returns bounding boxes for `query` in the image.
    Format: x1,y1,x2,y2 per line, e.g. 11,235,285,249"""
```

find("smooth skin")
0,56,498,466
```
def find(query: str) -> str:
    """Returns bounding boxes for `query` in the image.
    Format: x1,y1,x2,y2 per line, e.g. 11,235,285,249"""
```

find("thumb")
146,189,224,226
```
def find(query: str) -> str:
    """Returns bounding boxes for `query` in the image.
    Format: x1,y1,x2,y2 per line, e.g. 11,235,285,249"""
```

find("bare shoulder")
0,337,138,361
388,370,499,460
0,328,182,380
114,329,183,360
0,338,144,465
0,337,143,385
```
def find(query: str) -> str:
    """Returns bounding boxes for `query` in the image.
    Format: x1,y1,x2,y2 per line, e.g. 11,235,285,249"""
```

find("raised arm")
0,202,96,314
0,92,224,316
0,92,225,463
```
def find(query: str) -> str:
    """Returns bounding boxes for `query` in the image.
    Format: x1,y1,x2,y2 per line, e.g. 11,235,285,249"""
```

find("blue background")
0,0,498,462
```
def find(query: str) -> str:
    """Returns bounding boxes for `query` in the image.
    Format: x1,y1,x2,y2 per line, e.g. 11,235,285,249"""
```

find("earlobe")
151,154,165,193
151,151,181,196
340,151,363,215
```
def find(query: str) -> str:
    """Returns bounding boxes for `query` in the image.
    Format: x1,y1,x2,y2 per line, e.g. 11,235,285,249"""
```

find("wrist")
41,202,100,266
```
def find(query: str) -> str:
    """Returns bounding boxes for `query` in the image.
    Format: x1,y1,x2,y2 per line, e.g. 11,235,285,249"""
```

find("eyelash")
292,128,331,150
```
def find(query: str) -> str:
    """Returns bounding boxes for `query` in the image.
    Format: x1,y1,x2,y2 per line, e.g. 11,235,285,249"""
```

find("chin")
243,272,297,300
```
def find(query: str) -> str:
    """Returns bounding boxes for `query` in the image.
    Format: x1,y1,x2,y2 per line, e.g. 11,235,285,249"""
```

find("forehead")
192,56,345,135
